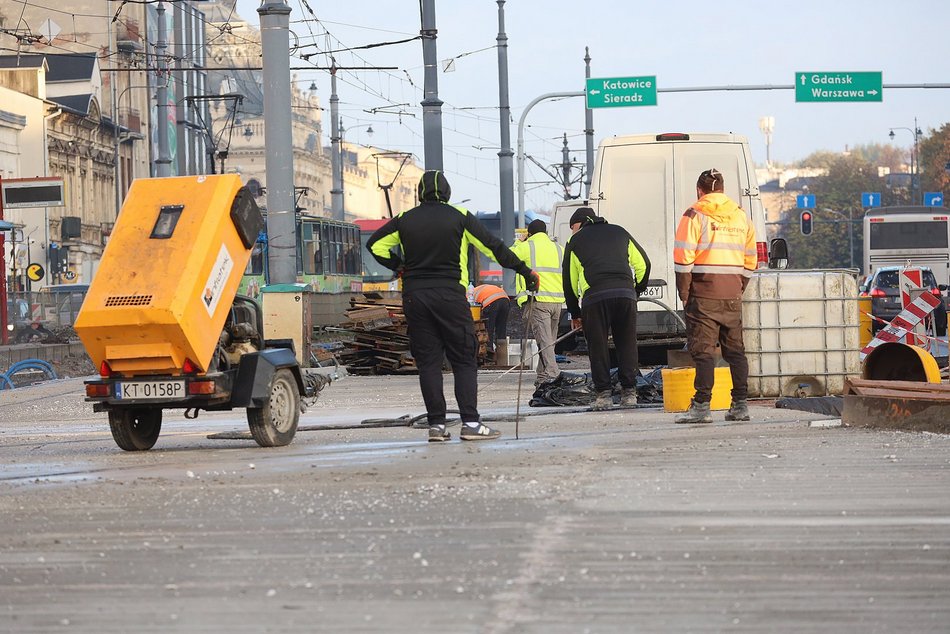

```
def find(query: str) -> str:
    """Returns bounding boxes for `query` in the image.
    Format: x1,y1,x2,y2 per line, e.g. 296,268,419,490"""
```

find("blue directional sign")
797,194,816,209
861,192,881,208
924,192,944,207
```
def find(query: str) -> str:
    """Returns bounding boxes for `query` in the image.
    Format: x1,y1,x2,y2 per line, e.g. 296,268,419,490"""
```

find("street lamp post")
888,117,922,205
337,118,374,219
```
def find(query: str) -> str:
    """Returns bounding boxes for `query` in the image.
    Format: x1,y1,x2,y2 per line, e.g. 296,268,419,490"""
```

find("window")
151,205,184,239
874,270,899,290
869,221,949,250
302,222,322,275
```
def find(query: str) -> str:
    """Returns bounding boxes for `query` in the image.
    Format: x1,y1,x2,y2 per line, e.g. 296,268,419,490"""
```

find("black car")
860,266,948,336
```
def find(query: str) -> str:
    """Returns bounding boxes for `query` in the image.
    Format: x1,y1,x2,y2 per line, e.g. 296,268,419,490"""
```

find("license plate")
116,380,185,400
641,285,664,299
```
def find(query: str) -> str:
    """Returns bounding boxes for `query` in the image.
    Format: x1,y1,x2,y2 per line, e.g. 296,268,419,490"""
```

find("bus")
354,218,401,293
240,215,363,324
864,206,950,287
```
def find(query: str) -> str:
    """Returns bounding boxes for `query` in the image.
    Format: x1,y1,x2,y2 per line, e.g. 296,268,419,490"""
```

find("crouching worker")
673,168,757,424
367,170,539,442
563,207,651,410
472,283,510,361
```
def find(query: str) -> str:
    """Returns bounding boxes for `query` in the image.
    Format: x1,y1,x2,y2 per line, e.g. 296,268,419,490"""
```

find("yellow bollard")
858,297,873,348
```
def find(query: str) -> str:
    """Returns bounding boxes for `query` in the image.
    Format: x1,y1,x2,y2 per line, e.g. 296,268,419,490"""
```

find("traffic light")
800,211,813,236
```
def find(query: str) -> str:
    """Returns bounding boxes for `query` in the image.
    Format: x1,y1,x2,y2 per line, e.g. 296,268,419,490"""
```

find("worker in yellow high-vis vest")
511,219,565,386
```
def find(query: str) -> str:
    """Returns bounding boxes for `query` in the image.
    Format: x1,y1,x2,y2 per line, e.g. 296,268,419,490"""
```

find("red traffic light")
800,211,813,235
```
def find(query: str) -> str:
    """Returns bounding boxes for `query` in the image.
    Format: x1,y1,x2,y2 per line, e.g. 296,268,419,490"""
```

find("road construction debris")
337,294,489,374
843,378,950,434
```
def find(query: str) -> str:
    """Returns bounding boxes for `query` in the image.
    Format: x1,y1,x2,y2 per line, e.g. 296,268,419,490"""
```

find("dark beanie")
527,219,547,235
569,207,597,226
417,170,452,202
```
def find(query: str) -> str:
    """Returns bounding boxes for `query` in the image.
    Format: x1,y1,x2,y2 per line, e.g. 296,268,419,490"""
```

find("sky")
233,0,950,215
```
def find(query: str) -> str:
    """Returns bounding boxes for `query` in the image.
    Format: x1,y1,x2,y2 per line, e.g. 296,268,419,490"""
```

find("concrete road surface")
0,372,948,633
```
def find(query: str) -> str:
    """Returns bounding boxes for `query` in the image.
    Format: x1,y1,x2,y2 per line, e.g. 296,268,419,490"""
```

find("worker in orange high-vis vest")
673,168,758,424
473,283,510,359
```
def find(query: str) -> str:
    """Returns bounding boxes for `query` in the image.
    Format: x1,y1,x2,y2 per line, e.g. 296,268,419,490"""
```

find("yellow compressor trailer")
76,175,318,451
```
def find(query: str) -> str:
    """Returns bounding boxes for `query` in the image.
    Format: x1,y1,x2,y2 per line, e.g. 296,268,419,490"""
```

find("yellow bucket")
662,367,734,412
470,305,482,320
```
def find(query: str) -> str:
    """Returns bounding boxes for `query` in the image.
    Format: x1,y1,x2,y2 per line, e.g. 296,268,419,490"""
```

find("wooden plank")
844,387,950,402
847,378,950,392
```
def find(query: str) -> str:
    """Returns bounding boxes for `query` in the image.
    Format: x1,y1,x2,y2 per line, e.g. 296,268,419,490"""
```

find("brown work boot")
675,400,712,424
619,388,638,407
591,391,613,411
725,399,750,421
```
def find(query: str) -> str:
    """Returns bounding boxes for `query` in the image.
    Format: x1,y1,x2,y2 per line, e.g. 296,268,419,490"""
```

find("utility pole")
419,0,443,170
0,177,8,344
496,0,515,293
155,1,172,177
330,63,343,220
561,133,572,200
583,47,594,199
257,0,296,284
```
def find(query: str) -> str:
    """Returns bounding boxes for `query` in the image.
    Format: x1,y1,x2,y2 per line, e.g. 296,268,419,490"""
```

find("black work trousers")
482,298,510,348
403,286,480,425
581,296,639,393
684,296,749,404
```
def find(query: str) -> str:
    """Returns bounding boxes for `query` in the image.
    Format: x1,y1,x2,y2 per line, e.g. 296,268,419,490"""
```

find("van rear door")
595,141,673,308
671,141,766,268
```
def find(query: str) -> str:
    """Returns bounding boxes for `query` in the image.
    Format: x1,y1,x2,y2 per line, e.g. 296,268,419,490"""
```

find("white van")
552,132,777,350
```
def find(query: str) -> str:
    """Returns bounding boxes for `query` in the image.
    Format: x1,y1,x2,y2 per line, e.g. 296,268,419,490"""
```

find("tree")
849,143,907,173
919,122,950,203
773,153,882,270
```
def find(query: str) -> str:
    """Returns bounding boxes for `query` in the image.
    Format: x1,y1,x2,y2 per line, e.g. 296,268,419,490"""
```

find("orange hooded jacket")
673,192,757,302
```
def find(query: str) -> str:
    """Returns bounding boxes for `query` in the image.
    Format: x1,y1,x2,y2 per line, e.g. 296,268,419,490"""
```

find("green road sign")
795,71,882,102
586,76,657,108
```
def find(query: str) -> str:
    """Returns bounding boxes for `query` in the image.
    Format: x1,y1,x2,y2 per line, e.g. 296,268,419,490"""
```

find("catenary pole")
496,0,516,293
584,47,594,199
561,133,572,200
155,1,172,177
420,0,443,170
257,0,296,284
330,63,343,220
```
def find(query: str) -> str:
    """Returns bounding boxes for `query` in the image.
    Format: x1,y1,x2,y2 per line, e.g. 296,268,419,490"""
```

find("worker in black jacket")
563,207,651,410
368,170,539,442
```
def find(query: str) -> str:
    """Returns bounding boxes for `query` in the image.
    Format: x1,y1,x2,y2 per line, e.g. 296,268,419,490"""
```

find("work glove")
523,270,540,293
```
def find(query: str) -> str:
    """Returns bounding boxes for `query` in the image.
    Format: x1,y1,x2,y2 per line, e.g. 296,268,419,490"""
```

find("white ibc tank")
743,270,861,397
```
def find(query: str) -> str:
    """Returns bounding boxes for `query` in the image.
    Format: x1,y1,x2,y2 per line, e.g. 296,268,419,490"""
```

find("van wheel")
247,369,299,447
109,408,162,451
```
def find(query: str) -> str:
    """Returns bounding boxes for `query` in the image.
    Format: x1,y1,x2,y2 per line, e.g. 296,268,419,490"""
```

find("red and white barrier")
860,290,942,361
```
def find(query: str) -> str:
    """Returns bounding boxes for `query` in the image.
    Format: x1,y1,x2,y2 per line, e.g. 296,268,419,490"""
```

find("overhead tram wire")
6,3,505,194
286,10,513,142
263,11,525,193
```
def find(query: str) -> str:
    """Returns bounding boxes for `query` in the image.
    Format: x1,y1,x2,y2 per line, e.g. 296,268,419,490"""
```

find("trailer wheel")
247,368,299,447
109,408,162,451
